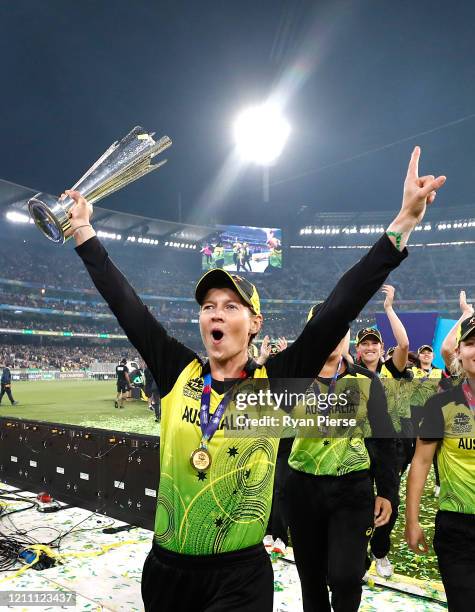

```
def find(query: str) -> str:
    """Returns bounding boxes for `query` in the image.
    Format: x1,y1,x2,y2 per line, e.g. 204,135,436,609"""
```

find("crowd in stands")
1,225,472,366
0,343,132,370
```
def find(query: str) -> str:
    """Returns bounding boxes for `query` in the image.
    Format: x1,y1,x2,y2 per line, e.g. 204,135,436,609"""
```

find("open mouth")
211,330,224,342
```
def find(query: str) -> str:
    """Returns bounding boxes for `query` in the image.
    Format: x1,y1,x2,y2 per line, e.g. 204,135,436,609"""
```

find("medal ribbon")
420,366,432,381
199,370,248,446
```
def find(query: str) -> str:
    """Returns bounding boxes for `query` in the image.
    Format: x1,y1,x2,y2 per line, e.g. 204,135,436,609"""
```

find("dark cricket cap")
457,316,475,345
418,345,433,353
195,269,260,315
356,327,383,344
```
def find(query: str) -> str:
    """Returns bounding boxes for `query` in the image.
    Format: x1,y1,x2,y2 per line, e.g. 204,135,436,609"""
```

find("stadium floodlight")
6,211,30,224
233,104,290,166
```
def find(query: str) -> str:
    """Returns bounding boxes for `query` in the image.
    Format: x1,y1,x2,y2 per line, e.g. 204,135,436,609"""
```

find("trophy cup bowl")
28,126,172,244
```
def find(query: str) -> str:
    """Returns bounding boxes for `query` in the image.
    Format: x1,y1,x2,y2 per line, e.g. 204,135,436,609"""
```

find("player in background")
115,358,130,409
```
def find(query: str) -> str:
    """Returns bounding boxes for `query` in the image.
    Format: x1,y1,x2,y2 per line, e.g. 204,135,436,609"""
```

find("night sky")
2,0,475,231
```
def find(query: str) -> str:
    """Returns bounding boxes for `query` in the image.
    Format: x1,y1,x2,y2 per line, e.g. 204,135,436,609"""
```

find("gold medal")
190,447,212,471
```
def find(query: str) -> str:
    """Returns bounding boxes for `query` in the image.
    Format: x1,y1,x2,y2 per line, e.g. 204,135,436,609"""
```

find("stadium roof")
310,204,475,226
2,177,474,244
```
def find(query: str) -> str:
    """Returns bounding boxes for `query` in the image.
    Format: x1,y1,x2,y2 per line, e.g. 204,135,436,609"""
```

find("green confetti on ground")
391,468,440,582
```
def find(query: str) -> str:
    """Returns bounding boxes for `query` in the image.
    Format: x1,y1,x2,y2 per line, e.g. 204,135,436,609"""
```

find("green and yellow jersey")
289,359,397,499
76,233,406,556
410,366,443,408
419,384,475,515
361,358,412,432
157,361,279,554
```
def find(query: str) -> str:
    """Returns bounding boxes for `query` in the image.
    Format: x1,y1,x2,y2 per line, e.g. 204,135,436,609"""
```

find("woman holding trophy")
40,145,444,611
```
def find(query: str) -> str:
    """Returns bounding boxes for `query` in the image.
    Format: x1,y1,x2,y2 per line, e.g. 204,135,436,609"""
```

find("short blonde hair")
449,352,465,384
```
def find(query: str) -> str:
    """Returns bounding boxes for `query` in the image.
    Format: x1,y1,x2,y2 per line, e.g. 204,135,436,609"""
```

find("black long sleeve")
75,237,196,397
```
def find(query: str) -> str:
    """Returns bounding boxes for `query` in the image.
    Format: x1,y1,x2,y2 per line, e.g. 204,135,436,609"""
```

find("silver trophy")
28,126,172,244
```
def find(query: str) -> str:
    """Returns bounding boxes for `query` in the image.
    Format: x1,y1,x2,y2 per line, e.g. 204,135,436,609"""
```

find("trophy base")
28,193,71,244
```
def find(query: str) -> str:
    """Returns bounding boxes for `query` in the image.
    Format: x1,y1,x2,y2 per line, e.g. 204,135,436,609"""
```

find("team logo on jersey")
183,377,204,401
452,412,472,434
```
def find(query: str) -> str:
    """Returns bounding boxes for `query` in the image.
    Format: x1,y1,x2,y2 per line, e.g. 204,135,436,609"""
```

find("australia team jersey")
157,360,279,554
420,384,475,515
380,358,414,428
410,366,443,408
76,233,406,556
289,361,392,477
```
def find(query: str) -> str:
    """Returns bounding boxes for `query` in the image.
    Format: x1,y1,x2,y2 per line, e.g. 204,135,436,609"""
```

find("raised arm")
441,290,474,370
267,147,446,380
383,284,409,372
386,146,445,251
65,190,196,396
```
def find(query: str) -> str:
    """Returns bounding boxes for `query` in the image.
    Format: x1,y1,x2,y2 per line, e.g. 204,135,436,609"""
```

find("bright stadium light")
234,104,290,166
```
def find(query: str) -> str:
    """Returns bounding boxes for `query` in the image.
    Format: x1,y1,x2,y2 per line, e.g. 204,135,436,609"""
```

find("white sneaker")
373,555,393,578
434,485,440,497
263,535,274,550
272,538,287,555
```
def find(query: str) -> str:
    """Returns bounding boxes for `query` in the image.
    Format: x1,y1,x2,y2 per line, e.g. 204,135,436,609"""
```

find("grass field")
0,379,160,436
0,380,441,581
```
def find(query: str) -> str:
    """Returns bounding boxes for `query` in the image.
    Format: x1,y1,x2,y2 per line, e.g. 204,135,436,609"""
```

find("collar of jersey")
201,357,258,381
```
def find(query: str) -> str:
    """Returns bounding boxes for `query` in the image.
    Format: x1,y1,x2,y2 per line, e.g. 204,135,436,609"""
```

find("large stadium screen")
200,225,282,273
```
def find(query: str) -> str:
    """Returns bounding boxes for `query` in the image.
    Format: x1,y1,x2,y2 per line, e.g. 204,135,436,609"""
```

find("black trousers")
0,383,14,404
141,541,273,612
433,454,440,487
287,468,374,612
399,418,416,475
369,489,399,560
365,437,400,560
267,442,291,545
433,510,475,612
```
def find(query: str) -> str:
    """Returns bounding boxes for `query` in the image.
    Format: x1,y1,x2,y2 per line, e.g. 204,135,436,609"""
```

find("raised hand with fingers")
460,290,474,317
387,147,446,251
255,335,272,366
401,146,446,224
382,284,395,310
275,337,288,353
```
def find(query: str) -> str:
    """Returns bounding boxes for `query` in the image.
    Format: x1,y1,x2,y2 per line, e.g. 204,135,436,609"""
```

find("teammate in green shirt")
410,344,444,418
355,285,411,578
409,344,444,495
287,315,397,612
406,316,475,612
